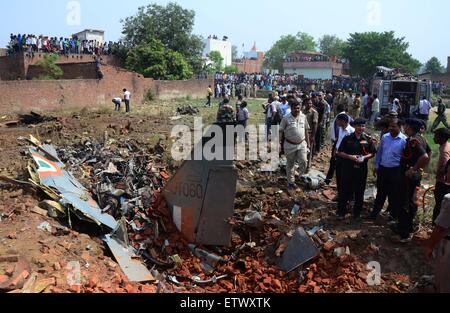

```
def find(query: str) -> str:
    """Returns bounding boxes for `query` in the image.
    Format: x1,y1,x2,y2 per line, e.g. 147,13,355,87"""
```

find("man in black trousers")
368,118,407,221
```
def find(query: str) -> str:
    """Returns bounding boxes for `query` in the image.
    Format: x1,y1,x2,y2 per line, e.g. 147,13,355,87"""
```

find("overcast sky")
1,0,448,66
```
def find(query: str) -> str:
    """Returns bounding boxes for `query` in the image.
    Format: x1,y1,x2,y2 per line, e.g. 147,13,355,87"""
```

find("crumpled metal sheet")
104,233,154,283
278,227,320,273
24,136,117,230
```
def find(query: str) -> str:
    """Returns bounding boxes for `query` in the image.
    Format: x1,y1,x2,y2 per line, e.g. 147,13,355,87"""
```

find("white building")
203,37,232,66
73,29,105,43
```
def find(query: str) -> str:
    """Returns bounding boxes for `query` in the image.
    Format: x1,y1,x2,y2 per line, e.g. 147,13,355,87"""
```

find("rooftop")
73,29,105,35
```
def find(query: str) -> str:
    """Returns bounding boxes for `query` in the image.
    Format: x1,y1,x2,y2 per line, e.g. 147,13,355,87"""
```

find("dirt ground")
0,102,437,293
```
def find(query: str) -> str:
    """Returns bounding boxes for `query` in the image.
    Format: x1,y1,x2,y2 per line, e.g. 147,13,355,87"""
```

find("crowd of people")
213,85,450,292
432,81,446,96
284,55,350,64
273,90,449,291
7,33,125,56
213,72,369,100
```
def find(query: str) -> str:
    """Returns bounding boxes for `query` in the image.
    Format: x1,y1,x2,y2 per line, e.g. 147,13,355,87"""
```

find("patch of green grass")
423,109,450,175
194,97,267,125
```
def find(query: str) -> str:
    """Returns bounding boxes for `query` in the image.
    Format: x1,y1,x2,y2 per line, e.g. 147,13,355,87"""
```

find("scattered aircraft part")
104,234,155,283
23,135,118,230
278,227,320,273
163,123,237,246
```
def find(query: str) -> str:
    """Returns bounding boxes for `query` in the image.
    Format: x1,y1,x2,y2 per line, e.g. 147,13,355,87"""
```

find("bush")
224,65,239,74
36,54,63,80
144,89,156,102
443,86,450,95
256,90,272,99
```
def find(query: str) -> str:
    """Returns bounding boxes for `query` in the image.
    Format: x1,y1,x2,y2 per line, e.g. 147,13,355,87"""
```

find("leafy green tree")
264,32,316,73
342,31,422,77
424,57,445,74
36,54,63,80
224,65,240,74
121,2,204,75
125,39,192,80
232,45,239,61
318,35,347,58
208,51,224,72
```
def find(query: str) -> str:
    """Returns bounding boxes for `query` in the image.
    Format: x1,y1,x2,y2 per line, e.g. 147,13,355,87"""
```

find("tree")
318,35,347,58
208,51,224,72
264,32,316,73
121,2,204,74
424,57,445,74
342,31,422,77
125,39,192,80
35,54,63,80
232,45,239,61
224,65,240,74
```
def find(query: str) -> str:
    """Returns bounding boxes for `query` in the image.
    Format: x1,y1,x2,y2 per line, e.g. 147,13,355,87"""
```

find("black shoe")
390,224,401,235
364,214,377,221
325,179,332,185
352,215,362,222
399,234,413,243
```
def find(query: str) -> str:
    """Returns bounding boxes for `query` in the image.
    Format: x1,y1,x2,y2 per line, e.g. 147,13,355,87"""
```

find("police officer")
216,98,236,123
280,100,310,189
424,194,450,293
336,118,376,220
393,118,430,242
431,98,450,132
333,89,344,116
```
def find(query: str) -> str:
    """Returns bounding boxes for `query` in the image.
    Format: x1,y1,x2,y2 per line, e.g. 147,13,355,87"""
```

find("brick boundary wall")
0,53,122,80
0,66,213,114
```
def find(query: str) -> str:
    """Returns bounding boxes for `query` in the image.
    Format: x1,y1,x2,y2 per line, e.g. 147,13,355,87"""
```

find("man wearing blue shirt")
279,96,291,118
368,118,407,220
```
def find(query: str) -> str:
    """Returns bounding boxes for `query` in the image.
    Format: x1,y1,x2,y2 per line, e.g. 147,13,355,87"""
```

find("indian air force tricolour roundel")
31,153,63,178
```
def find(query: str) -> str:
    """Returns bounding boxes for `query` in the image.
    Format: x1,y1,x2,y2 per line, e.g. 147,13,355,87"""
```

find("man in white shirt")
362,93,369,118
325,110,354,185
370,95,380,125
266,96,281,138
334,114,355,194
419,96,432,126
123,88,131,113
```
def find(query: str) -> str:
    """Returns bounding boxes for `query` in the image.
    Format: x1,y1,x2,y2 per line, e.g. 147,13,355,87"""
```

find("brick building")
418,56,450,85
73,29,105,43
232,43,265,73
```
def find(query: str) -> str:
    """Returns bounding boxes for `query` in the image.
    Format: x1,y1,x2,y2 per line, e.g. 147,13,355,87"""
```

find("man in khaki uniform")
303,98,319,163
333,89,345,116
344,89,353,113
349,93,361,118
280,100,310,189
425,193,450,292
